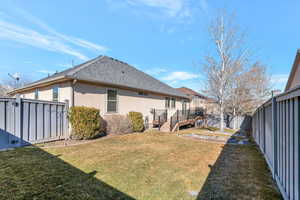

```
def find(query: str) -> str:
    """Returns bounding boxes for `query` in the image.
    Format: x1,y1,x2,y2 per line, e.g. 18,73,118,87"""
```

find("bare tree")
0,84,10,97
203,11,249,131
0,74,32,97
226,62,271,128
3,74,31,89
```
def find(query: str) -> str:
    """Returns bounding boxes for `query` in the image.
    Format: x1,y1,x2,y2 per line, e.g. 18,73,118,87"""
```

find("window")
34,89,39,100
182,100,188,111
171,98,176,108
53,86,59,102
107,89,117,112
138,91,148,96
165,97,170,108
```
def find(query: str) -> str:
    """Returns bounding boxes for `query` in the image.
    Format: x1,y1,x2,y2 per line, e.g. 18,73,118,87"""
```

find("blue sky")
0,0,299,91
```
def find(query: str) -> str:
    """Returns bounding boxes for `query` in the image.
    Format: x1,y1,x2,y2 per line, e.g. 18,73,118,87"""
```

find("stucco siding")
58,82,72,104
22,91,35,99
19,81,187,122
190,96,206,109
74,82,186,120
19,82,72,104
74,83,106,112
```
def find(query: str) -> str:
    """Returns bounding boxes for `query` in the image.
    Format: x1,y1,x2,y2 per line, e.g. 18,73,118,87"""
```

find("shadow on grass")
0,145,135,199
196,134,282,200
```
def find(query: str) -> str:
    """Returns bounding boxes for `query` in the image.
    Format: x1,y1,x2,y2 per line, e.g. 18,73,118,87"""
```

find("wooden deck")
171,116,204,132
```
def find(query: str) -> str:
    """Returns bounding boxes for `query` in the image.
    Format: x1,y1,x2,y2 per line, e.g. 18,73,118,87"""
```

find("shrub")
128,111,144,132
104,115,133,135
69,106,102,139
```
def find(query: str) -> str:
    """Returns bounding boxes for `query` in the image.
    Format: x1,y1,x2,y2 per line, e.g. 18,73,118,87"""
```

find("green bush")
128,111,144,132
69,106,102,139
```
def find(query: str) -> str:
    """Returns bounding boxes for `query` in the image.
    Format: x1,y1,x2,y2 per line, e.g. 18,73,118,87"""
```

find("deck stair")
152,108,204,132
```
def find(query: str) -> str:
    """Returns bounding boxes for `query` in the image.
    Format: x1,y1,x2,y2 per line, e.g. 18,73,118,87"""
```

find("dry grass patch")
0,132,281,200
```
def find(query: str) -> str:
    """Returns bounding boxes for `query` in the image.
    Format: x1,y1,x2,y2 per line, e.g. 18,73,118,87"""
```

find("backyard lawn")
0,129,281,200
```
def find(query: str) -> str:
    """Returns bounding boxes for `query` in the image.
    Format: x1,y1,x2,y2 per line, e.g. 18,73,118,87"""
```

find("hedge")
128,111,144,132
69,106,102,139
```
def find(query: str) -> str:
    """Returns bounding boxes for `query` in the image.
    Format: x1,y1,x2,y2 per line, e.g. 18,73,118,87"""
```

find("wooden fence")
0,97,69,149
252,87,300,200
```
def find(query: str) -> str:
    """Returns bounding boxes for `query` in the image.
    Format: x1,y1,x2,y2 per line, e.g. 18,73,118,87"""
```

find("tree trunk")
233,107,236,129
220,103,224,131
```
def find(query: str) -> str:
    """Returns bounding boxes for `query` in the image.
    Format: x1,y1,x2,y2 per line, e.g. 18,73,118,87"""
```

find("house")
285,49,300,91
8,56,189,126
176,87,218,114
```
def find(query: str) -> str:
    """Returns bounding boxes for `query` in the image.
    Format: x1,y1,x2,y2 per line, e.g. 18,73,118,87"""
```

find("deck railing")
170,108,204,131
151,109,168,127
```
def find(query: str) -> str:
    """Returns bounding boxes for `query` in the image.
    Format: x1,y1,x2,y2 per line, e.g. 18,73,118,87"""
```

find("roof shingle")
12,56,188,98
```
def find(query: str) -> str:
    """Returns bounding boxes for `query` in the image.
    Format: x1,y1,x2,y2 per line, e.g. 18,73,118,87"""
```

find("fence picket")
253,94,300,200
0,98,68,149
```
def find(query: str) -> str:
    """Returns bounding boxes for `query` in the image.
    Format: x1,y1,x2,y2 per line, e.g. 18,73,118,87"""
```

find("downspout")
71,79,77,107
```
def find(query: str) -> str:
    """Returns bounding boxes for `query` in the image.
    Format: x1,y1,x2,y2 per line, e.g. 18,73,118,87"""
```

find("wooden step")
159,121,171,132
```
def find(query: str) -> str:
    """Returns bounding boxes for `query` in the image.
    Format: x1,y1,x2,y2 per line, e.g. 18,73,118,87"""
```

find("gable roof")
285,49,300,91
10,56,188,98
176,87,207,99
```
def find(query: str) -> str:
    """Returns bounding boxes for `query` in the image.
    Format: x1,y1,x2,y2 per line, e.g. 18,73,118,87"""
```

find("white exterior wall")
19,82,72,104
18,81,188,122
74,82,186,120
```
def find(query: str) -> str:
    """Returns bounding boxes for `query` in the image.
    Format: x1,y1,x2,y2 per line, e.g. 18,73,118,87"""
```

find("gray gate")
0,97,69,149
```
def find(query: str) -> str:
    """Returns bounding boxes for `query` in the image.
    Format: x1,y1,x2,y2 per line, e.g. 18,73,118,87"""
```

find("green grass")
0,131,281,200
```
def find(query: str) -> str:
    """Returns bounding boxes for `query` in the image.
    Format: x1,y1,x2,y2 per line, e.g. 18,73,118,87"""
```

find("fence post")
64,100,69,141
295,97,300,200
165,109,168,121
153,109,156,121
272,97,278,178
263,106,266,154
176,110,179,122
158,116,161,131
15,97,22,147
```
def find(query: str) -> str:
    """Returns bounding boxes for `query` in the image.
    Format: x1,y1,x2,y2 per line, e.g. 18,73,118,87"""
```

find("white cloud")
114,0,208,22
145,67,167,75
271,74,289,84
162,71,199,81
0,9,108,61
0,20,89,60
17,9,108,52
37,70,55,74
127,0,184,17
271,74,289,91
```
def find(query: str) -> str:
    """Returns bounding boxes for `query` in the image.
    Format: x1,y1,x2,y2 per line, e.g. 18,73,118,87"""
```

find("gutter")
8,76,188,100
71,79,77,107
7,76,72,95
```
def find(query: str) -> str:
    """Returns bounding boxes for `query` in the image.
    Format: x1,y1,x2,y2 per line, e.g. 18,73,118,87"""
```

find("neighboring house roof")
9,56,188,98
176,87,207,99
285,49,300,91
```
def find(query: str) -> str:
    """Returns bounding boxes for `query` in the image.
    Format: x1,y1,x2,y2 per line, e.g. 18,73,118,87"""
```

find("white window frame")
52,85,59,102
106,88,118,113
165,97,170,108
171,98,176,109
34,89,39,100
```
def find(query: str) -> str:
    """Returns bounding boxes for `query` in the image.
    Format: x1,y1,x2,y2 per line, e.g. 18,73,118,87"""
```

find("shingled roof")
10,56,187,98
176,87,207,99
